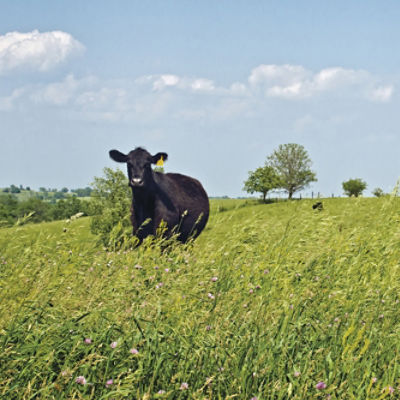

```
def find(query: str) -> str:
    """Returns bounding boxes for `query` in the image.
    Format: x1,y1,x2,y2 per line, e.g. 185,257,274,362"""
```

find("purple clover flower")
105,379,113,387
75,376,86,385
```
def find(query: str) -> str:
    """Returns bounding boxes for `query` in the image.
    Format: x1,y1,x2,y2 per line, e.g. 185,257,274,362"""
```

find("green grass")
1,197,400,399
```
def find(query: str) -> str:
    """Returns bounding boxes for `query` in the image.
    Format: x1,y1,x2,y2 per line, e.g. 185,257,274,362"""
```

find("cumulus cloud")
250,64,394,102
139,74,216,93
0,30,84,74
0,63,395,121
368,85,394,102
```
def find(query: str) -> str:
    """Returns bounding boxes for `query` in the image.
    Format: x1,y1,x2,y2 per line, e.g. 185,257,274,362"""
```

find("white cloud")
190,78,215,92
152,74,180,91
31,74,96,105
249,64,310,87
0,30,84,74
249,64,394,102
369,85,394,102
0,88,26,111
1,64,395,121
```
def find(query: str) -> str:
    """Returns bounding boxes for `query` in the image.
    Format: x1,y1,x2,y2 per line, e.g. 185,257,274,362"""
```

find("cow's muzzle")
130,178,144,186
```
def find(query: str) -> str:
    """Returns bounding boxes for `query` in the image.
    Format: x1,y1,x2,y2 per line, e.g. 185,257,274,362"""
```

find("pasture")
1,197,400,399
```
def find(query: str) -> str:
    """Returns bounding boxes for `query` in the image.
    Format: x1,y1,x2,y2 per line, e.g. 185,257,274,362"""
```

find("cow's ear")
152,152,168,165
109,150,128,163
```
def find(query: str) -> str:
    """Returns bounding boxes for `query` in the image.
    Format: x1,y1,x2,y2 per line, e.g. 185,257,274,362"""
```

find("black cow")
109,147,209,243
312,201,323,210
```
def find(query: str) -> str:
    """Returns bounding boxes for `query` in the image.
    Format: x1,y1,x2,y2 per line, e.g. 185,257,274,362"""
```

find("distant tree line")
0,194,93,227
2,186,92,202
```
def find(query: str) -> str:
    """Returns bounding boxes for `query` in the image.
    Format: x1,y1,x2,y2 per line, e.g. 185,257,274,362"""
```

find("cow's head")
109,147,168,188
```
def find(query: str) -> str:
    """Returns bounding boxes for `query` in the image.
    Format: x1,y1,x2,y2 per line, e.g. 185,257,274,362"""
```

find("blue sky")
1,1,400,197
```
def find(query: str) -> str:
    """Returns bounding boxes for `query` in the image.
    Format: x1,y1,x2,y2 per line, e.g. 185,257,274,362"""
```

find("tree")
10,184,21,194
89,168,132,248
342,178,367,197
267,143,317,199
243,165,281,202
372,187,384,197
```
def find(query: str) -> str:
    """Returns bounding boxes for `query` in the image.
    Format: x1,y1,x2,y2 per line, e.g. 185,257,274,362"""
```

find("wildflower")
130,348,139,354
316,381,327,390
76,376,87,385
379,314,384,319
154,266,159,270
255,285,261,290
250,397,258,400
156,282,164,289
110,341,117,349
334,317,340,323
207,293,215,300
84,338,92,344
211,277,218,282
206,325,212,331
372,377,377,383
105,379,113,387
263,269,269,274
180,382,189,390
164,268,169,272
135,264,143,269
249,289,254,294
157,390,166,394
388,386,395,394
289,304,294,309
294,371,301,377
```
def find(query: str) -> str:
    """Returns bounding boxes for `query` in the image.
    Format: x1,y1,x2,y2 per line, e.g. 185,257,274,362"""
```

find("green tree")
243,165,281,202
89,168,132,248
10,184,21,194
372,187,384,197
342,178,367,197
0,195,18,226
268,143,317,199
52,196,87,220
16,198,52,223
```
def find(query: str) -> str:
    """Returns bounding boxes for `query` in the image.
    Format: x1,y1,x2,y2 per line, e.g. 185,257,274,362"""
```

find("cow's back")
154,172,209,241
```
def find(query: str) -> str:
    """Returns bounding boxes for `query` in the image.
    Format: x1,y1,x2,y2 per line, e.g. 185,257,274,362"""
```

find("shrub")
89,168,134,249
372,187,384,197
342,178,367,197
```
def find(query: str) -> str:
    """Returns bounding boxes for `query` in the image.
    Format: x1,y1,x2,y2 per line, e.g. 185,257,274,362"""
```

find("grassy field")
1,197,400,399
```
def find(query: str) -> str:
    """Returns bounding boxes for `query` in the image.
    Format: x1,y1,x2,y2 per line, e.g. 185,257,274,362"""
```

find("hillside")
1,197,400,399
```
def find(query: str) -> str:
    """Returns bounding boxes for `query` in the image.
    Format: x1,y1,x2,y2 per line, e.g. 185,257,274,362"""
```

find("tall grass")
1,197,400,399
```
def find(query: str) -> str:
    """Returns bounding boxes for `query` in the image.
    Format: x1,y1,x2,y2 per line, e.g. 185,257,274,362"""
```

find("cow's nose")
131,177,143,186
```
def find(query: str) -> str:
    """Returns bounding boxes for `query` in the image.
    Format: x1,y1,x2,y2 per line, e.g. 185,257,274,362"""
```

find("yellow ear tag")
156,156,164,167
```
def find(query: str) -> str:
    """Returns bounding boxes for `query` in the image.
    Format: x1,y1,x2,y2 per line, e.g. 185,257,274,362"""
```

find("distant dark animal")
312,201,323,210
109,147,209,243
